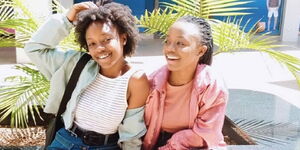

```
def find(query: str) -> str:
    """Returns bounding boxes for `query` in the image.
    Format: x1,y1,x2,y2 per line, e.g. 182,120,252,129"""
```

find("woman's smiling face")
86,21,126,70
163,21,207,72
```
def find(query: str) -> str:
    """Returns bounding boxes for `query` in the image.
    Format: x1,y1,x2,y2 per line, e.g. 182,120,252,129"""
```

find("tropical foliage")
0,64,49,128
0,0,78,128
138,0,300,86
0,0,299,128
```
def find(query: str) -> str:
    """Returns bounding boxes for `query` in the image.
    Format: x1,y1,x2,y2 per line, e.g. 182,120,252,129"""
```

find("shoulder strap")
57,53,91,116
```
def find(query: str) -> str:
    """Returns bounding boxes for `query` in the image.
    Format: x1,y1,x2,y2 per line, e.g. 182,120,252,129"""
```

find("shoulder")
127,69,150,108
128,69,150,95
129,70,149,86
147,65,168,90
148,65,168,80
194,64,228,96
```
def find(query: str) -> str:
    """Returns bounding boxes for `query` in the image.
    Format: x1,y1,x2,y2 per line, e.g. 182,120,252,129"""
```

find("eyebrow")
166,35,185,39
86,33,113,40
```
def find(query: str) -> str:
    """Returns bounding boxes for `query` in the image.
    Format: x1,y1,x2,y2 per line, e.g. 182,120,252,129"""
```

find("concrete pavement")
1,36,300,108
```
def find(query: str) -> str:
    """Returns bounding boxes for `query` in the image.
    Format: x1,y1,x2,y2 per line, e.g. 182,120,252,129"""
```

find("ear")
197,45,207,57
120,34,127,45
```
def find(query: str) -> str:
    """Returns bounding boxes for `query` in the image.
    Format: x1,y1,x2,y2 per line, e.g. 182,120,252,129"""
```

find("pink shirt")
143,64,228,150
161,81,193,133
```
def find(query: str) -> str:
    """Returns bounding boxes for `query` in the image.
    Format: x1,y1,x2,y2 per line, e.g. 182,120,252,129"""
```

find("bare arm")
118,70,150,150
127,70,150,109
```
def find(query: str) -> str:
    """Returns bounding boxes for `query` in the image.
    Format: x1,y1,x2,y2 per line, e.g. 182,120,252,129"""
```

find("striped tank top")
74,68,137,134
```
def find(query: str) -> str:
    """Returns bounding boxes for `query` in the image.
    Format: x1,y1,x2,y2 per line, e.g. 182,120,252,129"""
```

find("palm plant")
138,0,300,86
0,0,78,128
0,64,49,128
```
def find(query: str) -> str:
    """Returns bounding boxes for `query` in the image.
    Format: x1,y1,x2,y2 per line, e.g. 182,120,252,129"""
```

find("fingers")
67,2,98,22
75,2,98,10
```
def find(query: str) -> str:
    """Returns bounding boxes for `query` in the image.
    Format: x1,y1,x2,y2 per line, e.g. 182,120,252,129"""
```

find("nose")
163,42,175,53
95,44,105,51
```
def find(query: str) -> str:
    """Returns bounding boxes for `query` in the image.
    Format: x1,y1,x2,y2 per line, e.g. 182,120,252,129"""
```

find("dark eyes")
87,38,112,48
87,43,96,47
103,38,112,43
164,39,169,44
164,40,185,46
176,41,185,46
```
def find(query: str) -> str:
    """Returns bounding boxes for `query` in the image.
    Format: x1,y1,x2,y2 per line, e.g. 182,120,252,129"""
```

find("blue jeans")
47,128,121,150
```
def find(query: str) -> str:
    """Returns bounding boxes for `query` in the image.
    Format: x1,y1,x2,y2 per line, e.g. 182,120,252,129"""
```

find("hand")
66,2,98,22
158,144,174,150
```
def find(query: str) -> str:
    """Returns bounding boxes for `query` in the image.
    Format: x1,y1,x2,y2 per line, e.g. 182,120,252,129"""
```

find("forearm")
24,14,76,78
25,14,73,53
159,129,205,150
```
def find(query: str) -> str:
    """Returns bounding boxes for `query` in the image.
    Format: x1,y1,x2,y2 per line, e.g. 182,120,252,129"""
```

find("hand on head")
67,2,98,22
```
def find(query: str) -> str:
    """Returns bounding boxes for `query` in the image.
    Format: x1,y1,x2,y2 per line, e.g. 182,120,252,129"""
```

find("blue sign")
215,0,283,35
159,0,283,35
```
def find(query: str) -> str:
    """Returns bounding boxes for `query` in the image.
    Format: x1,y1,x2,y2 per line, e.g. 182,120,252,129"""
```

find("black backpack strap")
56,53,91,116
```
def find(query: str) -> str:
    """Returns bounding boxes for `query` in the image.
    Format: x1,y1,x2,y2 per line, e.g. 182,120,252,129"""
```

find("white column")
16,0,52,63
280,0,300,42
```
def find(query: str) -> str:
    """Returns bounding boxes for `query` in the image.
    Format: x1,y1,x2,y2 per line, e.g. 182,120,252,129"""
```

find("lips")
166,54,180,60
97,53,111,59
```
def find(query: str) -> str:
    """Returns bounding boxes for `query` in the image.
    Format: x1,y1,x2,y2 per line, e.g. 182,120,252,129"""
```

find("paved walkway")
1,36,300,149
1,37,300,108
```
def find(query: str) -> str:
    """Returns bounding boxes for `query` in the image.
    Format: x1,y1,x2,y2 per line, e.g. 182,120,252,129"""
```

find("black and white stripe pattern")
74,68,136,134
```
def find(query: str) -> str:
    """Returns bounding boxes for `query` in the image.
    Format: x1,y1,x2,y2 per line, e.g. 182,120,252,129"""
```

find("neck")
100,60,128,78
168,65,198,86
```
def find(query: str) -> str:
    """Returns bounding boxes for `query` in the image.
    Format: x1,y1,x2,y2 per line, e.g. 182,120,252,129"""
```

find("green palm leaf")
161,0,253,18
0,64,49,128
0,0,75,49
212,17,300,84
138,0,300,87
138,8,180,37
0,0,68,127
0,0,14,21
0,18,37,47
59,29,81,51
52,0,67,14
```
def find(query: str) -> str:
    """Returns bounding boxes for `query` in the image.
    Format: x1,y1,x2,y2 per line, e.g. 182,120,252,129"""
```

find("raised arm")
24,2,97,79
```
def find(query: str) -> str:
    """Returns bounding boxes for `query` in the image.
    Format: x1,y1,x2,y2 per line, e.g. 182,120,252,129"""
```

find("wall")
280,0,300,41
16,0,52,63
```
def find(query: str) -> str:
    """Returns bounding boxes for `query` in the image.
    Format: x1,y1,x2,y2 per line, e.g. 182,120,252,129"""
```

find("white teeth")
98,54,110,59
167,55,179,59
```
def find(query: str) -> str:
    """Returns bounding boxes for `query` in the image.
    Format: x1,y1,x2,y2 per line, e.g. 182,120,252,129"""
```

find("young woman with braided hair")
143,16,228,150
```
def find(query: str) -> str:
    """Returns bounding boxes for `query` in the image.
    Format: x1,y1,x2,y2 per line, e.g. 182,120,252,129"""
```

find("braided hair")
177,16,213,65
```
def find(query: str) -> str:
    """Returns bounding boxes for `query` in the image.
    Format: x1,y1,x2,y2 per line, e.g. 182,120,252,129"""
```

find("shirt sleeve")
118,106,147,150
24,13,80,79
160,79,228,149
